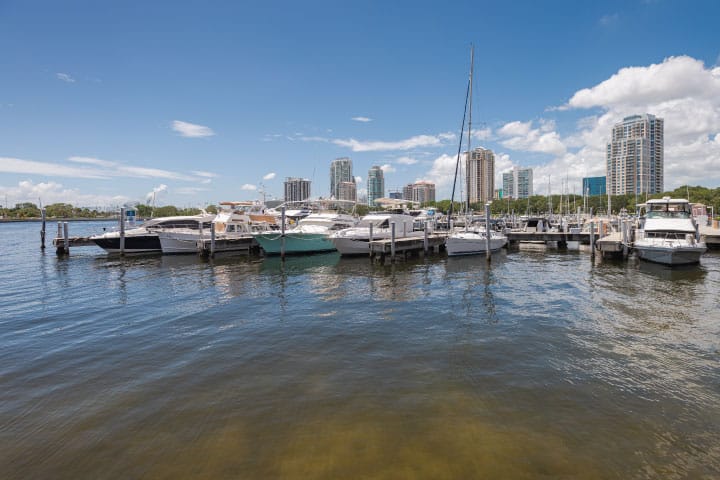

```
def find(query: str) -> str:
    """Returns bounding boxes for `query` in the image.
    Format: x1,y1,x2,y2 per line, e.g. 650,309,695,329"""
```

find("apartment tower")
330,157,355,200
466,147,495,204
606,114,664,195
367,166,384,206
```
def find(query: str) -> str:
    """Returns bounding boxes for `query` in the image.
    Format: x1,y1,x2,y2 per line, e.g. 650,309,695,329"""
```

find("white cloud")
241,184,257,191
56,73,75,83
425,154,460,199
172,120,216,138
496,120,567,156
146,184,168,202
355,176,363,184
0,180,129,208
396,156,419,165
351,116,373,122
380,164,396,173
330,133,453,152
263,172,276,180
191,170,217,178
1,157,110,179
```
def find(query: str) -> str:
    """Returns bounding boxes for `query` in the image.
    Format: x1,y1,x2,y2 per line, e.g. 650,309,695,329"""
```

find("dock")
700,225,720,249
52,236,95,254
197,236,260,257
369,234,446,263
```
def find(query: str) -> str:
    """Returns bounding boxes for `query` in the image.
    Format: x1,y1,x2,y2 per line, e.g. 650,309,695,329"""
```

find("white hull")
158,230,203,254
331,231,425,256
446,231,507,256
634,242,706,265
254,232,335,255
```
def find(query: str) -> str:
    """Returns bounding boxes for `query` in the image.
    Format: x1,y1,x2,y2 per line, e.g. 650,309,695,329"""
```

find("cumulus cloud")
380,164,396,173
0,180,129,208
263,172,276,180
241,184,257,191
351,116,373,122
172,120,216,138
496,120,567,156
396,156,419,165
56,73,75,83
355,176,363,184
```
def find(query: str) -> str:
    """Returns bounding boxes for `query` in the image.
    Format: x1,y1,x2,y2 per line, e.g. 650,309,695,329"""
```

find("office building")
502,166,533,199
606,114,664,195
466,147,495,203
367,166,384,206
410,181,435,204
582,176,606,196
337,181,357,202
330,157,355,200
283,177,311,203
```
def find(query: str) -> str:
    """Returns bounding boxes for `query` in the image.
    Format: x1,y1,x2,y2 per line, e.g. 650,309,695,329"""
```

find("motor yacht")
254,212,358,255
329,212,422,255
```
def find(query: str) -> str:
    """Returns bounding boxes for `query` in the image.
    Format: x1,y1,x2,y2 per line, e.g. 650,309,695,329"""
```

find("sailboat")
446,46,507,257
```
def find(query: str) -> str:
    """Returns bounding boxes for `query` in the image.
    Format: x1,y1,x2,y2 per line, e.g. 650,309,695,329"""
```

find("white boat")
254,212,358,255
445,45,508,257
446,227,507,256
157,201,278,254
329,212,422,256
91,213,215,254
634,197,706,266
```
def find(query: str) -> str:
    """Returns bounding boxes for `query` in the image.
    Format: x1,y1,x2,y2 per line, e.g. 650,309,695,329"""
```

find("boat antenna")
449,46,472,224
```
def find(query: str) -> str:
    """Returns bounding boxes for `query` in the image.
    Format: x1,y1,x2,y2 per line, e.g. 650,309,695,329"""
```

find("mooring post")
62,221,69,255
40,208,46,250
119,207,126,256
589,221,595,261
622,219,628,259
280,206,286,260
423,220,429,254
57,221,62,241
368,223,374,257
210,226,216,258
485,203,491,261
390,221,396,262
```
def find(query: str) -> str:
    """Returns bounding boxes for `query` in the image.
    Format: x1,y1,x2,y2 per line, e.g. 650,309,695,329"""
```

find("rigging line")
449,65,472,223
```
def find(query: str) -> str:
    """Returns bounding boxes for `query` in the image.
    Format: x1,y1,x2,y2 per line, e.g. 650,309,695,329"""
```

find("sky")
1,0,720,209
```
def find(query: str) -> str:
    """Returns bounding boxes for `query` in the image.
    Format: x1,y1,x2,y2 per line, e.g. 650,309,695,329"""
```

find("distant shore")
0,217,118,223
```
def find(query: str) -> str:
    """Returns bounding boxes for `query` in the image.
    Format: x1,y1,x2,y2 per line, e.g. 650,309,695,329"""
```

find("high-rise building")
466,147,495,203
330,157,355,200
337,181,357,202
283,177,311,202
582,176,606,196
606,114,664,195
502,166,533,199
388,190,403,200
367,166,384,206
411,181,435,204
403,183,413,201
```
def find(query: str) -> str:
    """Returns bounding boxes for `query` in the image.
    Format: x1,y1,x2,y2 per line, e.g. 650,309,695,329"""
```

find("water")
1,220,719,479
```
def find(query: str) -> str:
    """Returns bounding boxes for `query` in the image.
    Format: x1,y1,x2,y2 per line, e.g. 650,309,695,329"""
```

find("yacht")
254,212,358,255
158,201,278,254
91,213,215,254
329,212,422,256
446,221,508,256
634,197,706,265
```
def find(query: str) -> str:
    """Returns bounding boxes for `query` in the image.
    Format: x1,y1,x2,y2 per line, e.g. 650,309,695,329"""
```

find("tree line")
2,185,719,220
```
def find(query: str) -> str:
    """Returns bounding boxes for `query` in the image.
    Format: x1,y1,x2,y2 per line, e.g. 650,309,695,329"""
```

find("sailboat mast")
466,45,473,213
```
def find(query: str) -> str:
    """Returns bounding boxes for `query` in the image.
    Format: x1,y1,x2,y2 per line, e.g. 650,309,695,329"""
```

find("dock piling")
119,207,126,256
280,206,286,260
390,222,396,262
423,221,429,254
485,203,491,261
40,208,46,250
210,227,216,257
589,221,595,261
369,223,374,257
62,222,69,255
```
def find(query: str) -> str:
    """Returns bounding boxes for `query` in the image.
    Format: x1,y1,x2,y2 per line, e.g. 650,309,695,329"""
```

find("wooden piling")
369,223,374,257
423,220,429,254
485,203,491,261
119,207,126,256
63,222,69,255
40,208,46,250
280,206,286,260
390,221,396,262
589,221,595,260
210,227,216,258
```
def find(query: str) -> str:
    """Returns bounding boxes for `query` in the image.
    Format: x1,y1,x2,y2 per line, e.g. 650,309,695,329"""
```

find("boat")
253,212,358,255
633,197,706,265
157,201,278,254
329,212,422,256
445,45,507,257
91,213,215,254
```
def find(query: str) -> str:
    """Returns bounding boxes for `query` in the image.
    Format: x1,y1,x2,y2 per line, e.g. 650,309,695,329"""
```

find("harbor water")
1,220,719,479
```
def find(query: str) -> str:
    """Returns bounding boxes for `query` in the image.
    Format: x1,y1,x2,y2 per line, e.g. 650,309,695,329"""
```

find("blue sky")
2,0,720,208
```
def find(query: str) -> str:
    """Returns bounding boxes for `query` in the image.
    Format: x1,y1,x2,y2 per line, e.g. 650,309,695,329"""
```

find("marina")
3,219,720,479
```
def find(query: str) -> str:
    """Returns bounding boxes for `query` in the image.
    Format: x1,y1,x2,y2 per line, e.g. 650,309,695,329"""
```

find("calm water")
1,220,719,479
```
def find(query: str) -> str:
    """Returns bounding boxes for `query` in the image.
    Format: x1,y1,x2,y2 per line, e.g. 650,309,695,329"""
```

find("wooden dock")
505,231,598,247
369,234,446,263
197,236,259,257
700,225,720,249
52,236,96,254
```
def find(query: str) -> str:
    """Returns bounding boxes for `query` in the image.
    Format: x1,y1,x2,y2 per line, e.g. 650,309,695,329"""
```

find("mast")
466,45,473,213
448,48,472,225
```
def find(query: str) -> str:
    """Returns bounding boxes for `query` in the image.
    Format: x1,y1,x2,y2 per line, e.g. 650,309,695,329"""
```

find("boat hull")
254,232,336,255
157,231,202,254
634,243,706,265
446,232,507,256
331,231,425,256
92,234,161,254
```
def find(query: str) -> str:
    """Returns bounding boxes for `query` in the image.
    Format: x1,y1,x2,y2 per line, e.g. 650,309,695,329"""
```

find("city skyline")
1,1,720,208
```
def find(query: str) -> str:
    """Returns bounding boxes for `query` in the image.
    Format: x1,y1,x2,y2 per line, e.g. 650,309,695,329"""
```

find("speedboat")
254,212,357,255
634,197,706,266
446,222,507,256
329,212,422,255
158,201,278,254
91,213,215,254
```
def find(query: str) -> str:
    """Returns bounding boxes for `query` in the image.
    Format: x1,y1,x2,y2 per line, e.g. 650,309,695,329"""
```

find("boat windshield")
646,203,691,219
